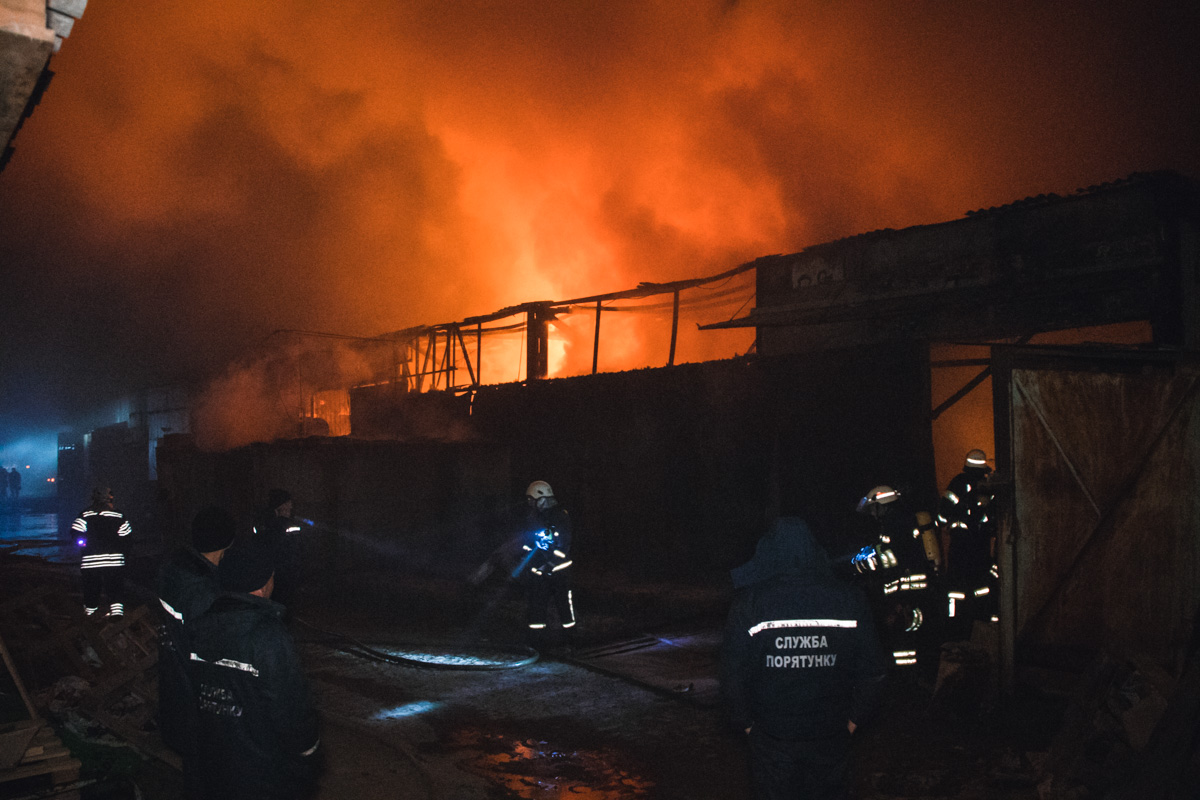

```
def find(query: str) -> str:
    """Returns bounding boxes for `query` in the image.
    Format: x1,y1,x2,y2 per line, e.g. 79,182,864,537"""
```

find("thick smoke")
0,0,1196,439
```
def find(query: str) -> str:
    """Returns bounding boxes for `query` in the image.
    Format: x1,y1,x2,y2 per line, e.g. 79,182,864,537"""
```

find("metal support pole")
455,325,478,387
527,305,549,381
668,290,680,366
476,323,483,386
592,301,601,375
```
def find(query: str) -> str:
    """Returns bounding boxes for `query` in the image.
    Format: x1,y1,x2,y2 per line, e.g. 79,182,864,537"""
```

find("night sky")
1,0,1197,438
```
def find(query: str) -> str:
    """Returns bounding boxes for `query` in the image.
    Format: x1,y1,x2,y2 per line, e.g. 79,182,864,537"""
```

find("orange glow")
5,3,1193,447
930,322,1152,491
449,728,654,799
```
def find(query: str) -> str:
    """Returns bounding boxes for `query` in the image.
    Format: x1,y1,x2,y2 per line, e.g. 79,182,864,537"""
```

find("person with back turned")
72,487,132,618
156,505,237,791
253,488,303,611
188,537,320,799
721,516,887,800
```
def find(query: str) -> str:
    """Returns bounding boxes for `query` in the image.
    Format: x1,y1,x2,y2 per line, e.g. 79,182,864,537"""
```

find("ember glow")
0,1,1196,431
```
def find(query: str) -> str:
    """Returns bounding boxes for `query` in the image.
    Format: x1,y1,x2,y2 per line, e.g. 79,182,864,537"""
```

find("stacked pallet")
0,719,81,797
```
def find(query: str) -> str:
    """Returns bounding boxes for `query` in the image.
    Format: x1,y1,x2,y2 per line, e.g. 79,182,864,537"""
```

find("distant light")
25,465,30,469
47,478,55,483
76,539,86,547
373,701,440,720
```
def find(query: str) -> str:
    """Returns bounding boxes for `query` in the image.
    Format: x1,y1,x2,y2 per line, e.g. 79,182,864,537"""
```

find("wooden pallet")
0,721,81,797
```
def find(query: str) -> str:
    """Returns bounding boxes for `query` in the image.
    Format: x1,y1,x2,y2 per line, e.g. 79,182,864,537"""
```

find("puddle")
448,727,654,799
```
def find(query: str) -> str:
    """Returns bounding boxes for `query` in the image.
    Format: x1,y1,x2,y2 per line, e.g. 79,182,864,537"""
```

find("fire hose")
294,616,539,671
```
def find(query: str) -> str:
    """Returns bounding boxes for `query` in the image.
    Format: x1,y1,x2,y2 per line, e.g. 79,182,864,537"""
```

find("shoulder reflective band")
160,599,184,622
71,518,87,532
190,653,260,677
748,619,858,636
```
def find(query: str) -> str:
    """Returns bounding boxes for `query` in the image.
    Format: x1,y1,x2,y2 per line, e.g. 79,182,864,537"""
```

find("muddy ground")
0,547,1069,800
90,568,1061,800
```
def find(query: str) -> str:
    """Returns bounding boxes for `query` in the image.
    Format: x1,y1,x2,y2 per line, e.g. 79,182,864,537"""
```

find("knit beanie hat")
191,505,236,554
267,488,292,511
218,539,276,593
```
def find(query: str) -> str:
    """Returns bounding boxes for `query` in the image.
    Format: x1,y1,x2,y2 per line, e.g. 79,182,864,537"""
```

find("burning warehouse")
8,170,1196,798
2,1,1200,797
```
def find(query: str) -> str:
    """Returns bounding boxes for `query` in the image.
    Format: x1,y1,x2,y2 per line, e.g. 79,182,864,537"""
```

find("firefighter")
855,485,941,676
721,516,887,800
519,480,576,646
72,487,133,618
157,505,237,792
253,489,303,612
189,538,320,799
937,449,998,638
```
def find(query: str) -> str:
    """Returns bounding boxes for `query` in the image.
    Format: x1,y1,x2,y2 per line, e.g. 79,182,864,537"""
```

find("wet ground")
1,512,1060,799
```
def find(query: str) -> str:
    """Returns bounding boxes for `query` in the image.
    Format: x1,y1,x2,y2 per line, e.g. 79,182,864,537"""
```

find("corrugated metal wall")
158,342,937,592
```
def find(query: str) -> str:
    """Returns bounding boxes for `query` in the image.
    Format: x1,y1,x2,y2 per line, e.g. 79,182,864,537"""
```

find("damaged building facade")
67,173,1198,678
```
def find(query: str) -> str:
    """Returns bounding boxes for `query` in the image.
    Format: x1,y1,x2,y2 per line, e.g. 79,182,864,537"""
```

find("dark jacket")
721,517,888,740
520,503,573,578
156,548,222,757
72,506,132,569
159,548,222,624
939,467,994,583
253,510,303,606
187,592,319,799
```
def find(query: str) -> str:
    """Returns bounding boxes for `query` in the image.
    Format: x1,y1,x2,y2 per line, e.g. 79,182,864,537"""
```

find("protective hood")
730,516,833,590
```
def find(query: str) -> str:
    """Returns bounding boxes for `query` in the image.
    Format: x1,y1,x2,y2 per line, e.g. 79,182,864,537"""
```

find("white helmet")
964,449,991,471
526,481,554,501
866,485,899,506
858,485,899,514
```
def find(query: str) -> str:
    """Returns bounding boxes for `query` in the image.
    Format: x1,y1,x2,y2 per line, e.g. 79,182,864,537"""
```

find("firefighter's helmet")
964,449,991,471
858,485,899,514
526,481,554,501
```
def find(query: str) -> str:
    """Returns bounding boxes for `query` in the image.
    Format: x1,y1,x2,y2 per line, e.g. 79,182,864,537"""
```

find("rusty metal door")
993,347,1200,673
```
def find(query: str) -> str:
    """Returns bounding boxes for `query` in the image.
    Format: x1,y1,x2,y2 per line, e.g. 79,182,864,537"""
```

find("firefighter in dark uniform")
853,486,941,677
253,489,303,611
156,505,237,788
520,481,576,646
188,537,320,800
72,487,133,618
721,517,888,800
937,449,998,639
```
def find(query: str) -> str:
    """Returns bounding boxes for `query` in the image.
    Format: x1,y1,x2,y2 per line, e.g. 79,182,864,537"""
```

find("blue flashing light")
533,528,553,550
76,538,86,547
851,546,878,573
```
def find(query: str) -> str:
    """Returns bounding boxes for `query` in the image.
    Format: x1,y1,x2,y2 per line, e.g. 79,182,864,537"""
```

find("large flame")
0,1,1193,439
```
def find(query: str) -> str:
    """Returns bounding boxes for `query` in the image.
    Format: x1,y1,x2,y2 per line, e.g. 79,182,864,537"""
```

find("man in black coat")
188,538,320,799
253,488,303,611
721,517,888,800
156,506,237,780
